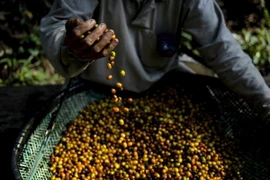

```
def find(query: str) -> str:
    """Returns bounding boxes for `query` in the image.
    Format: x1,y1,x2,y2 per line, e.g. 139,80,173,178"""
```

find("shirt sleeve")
183,0,270,119
40,0,99,78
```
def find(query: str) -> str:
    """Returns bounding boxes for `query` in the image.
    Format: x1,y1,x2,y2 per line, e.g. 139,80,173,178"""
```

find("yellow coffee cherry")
111,34,116,40
107,63,112,69
120,70,126,76
116,82,122,89
119,119,124,126
111,51,116,57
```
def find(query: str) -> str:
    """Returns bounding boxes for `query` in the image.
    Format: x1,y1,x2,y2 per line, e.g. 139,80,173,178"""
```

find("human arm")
40,0,118,78
183,0,270,120
64,18,118,62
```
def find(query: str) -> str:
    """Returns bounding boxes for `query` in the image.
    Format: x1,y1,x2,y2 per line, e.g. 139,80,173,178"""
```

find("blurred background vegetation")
0,0,270,86
0,0,64,86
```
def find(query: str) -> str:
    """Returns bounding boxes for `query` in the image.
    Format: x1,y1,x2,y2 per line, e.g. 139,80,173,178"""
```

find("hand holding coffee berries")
64,18,119,62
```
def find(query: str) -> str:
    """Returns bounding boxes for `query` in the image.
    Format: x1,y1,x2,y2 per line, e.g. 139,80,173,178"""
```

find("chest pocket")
130,0,170,69
131,0,188,69
138,29,173,69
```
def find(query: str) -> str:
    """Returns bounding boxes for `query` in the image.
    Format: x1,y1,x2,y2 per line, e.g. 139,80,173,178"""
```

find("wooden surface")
0,85,62,180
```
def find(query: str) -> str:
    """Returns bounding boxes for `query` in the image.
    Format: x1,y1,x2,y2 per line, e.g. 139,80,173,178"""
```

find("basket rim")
10,81,90,180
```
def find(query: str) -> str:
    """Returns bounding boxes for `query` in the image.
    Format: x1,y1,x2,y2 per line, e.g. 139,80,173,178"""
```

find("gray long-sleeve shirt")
40,0,270,119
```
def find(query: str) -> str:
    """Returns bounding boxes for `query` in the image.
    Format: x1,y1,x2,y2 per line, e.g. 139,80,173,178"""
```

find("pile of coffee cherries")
49,86,243,180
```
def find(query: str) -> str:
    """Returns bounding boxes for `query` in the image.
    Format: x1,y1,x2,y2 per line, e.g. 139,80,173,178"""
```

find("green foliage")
181,31,200,57
0,0,64,86
232,0,270,70
0,24,64,86
0,57,64,87
233,27,270,68
261,0,270,26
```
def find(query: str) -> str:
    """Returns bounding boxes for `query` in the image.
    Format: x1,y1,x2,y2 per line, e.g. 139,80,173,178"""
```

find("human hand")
64,18,119,62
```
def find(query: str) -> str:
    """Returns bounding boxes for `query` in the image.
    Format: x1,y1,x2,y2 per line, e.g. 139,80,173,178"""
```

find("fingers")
71,23,108,54
101,38,119,56
64,19,119,62
93,29,115,53
68,19,97,43
73,28,113,55
80,38,119,60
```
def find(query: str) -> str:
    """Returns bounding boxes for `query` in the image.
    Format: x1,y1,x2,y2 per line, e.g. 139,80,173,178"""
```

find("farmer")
40,0,270,121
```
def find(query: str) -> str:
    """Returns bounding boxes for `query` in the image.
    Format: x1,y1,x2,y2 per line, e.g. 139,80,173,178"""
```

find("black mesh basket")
11,72,270,180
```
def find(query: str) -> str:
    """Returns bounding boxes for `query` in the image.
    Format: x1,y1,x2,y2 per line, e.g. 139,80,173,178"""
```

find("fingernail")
89,19,96,24
99,23,106,28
